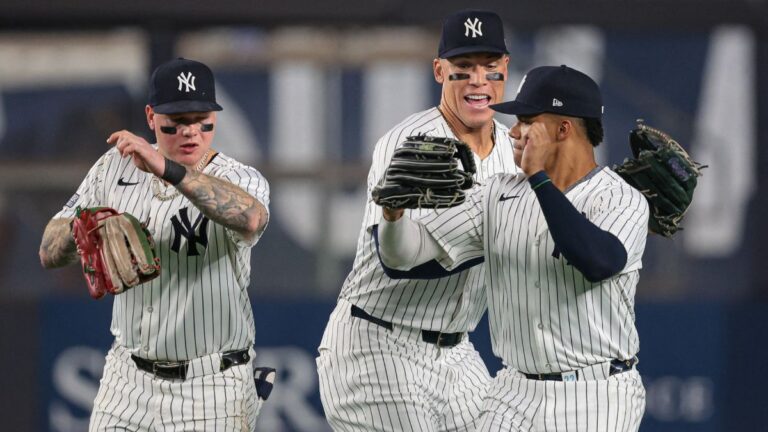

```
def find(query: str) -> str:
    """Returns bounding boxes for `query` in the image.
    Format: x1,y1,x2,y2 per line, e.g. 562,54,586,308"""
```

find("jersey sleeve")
215,163,271,248
53,149,115,219
418,186,486,271
587,184,650,273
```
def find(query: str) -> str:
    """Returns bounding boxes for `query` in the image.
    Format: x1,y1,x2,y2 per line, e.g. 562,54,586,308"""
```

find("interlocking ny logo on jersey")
464,18,483,38
177,72,196,92
171,207,209,256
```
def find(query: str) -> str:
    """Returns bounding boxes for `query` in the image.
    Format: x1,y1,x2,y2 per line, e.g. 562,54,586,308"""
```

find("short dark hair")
580,117,604,147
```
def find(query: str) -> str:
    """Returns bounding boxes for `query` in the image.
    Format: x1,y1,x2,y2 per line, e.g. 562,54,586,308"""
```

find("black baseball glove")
613,121,706,237
372,135,477,209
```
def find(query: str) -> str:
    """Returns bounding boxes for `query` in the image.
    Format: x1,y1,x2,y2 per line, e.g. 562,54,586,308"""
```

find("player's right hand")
519,122,554,176
107,130,165,178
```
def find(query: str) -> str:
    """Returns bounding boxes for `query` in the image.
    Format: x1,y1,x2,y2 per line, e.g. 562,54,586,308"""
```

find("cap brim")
440,45,508,59
152,100,223,114
490,100,544,116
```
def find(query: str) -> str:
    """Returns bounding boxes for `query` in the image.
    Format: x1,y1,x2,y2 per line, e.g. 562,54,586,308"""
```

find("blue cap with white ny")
438,9,508,59
492,65,604,119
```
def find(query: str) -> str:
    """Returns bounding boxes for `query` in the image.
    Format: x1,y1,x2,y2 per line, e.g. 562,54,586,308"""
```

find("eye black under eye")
449,73,470,81
159,123,214,134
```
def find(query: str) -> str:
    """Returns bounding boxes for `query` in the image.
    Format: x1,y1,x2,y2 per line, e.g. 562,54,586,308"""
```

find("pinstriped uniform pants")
317,299,492,432
89,345,263,431
478,366,645,432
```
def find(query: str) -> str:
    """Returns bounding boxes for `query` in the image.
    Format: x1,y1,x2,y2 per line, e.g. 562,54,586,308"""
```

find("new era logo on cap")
439,9,508,58
149,58,223,114
491,65,604,119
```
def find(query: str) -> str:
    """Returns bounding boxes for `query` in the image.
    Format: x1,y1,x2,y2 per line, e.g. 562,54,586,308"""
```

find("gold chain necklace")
152,149,211,201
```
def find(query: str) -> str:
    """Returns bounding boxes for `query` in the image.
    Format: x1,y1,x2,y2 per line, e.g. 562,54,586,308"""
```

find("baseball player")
39,58,271,430
376,65,649,431
317,10,519,431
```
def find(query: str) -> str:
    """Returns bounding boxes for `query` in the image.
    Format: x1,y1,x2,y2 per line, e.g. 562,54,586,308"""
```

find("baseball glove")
613,121,706,237
372,136,477,209
71,207,160,299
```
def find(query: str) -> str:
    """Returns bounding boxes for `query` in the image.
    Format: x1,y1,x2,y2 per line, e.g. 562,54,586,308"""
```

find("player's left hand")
520,122,556,176
107,130,166,178
382,207,404,221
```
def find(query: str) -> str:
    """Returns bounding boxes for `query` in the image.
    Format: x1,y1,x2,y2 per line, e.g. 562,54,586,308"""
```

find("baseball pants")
477,365,645,432
89,344,263,431
317,299,492,432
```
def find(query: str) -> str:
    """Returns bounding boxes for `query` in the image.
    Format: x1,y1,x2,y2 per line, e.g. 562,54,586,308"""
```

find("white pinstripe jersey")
339,107,519,332
421,168,649,373
56,147,270,361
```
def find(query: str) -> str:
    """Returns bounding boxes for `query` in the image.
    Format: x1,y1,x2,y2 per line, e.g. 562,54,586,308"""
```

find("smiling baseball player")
317,9,519,432
376,65,649,431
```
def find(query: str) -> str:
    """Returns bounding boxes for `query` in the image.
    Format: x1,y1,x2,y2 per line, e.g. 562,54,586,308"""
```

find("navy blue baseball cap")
148,58,223,114
492,65,604,118
438,10,508,58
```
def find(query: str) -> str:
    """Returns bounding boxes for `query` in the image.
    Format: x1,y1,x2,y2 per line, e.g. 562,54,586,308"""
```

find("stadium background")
1,0,766,430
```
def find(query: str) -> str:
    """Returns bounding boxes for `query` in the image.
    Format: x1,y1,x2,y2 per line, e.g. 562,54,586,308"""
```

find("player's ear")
557,120,570,140
145,105,155,131
433,59,444,84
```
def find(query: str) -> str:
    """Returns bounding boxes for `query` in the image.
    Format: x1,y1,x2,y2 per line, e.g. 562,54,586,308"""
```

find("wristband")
161,158,187,186
532,178,552,190
528,171,552,191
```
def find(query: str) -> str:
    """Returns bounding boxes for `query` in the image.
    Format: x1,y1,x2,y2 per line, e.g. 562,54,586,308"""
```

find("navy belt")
131,349,250,380
523,357,637,381
350,305,464,348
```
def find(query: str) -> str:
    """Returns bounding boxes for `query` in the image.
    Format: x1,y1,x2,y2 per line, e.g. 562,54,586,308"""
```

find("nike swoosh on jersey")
499,194,520,201
117,177,140,186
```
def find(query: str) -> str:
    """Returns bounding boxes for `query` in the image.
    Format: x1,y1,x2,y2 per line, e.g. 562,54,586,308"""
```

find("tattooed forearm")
39,218,78,268
176,171,268,239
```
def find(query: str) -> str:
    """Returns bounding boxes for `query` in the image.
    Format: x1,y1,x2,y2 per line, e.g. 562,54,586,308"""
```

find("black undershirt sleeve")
528,171,627,282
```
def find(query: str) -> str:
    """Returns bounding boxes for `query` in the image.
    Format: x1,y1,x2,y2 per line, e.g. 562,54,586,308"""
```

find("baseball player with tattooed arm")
39,58,273,430
317,9,519,432
377,65,652,431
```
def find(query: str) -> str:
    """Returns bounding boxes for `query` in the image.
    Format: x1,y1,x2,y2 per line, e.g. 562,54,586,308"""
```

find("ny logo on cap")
464,18,483,38
177,72,196,92
553,98,564,107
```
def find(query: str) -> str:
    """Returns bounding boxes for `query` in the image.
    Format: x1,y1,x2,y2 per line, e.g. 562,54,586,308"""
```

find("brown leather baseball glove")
71,207,160,299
